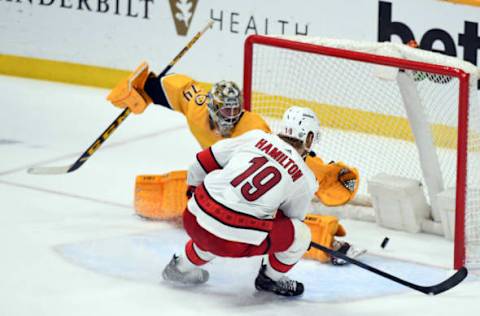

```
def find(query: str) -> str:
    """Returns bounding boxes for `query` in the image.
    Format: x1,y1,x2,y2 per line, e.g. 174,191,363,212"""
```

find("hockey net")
243,35,480,269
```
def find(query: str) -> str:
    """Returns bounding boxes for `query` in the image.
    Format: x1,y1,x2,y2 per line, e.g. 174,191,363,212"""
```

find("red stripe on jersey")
196,147,222,173
268,253,295,273
194,185,274,232
183,209,297,259
185,240,209,266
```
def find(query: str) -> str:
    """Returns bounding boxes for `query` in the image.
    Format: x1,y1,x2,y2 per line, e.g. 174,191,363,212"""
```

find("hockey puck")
381,237,390,249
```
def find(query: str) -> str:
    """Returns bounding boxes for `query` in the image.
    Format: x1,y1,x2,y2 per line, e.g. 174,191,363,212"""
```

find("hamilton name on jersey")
254,138,303,182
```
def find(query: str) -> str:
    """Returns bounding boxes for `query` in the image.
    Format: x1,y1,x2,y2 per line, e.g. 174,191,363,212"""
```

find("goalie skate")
162,255,209,285
330,240,367,266
254,264,304,297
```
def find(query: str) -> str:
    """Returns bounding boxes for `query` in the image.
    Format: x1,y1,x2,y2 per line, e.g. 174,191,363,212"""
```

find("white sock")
175,254,198,273
264,257,285,281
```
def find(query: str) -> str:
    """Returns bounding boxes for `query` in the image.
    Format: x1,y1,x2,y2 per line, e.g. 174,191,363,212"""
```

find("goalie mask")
280,106,321,152
207,81,243,137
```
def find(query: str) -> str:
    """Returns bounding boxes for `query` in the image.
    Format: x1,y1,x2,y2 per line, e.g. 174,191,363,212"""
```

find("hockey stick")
27,20,214,175
309,241,468,295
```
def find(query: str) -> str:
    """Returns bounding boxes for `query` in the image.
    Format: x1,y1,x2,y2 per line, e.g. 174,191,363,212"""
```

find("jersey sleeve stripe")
196,147,222,173
144,75,172,109
209,147,222,169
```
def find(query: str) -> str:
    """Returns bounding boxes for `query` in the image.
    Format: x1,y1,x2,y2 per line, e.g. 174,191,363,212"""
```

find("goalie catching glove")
318,161,359,206
337,163,358,193
107,62,153,114
306,156,359,206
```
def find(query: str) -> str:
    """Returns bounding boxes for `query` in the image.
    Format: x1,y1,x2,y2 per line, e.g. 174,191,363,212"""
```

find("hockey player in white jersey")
162,106,323,296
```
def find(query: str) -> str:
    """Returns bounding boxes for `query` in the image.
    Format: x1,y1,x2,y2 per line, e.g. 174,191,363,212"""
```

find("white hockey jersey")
187,129,318,245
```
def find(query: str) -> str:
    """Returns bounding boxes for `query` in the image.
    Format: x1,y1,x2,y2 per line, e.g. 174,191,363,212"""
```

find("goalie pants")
182,208,311,274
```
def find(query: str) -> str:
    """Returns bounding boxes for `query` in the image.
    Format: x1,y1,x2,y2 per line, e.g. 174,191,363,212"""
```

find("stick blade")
424,267,468,295
27,165,72,175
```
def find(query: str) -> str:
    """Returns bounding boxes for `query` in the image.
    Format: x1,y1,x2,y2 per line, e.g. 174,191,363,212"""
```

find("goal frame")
243,34,470,269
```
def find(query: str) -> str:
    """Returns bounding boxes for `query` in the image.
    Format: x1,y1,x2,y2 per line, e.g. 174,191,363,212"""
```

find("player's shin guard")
185,240,215,265
255,220,310,296
267,219,311,277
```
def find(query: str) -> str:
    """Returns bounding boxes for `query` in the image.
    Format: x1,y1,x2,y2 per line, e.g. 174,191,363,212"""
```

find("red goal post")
243,34,480,269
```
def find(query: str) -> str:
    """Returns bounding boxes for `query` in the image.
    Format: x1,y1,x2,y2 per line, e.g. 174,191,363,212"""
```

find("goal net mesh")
245,36,480,269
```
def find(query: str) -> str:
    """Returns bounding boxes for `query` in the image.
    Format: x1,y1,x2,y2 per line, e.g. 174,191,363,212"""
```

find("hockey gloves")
107,62,153,114
316,161,359,206
337,164,358,193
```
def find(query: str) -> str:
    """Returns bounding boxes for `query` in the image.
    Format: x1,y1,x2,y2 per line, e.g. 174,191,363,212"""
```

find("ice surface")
0,75,479,316
57,227,474,302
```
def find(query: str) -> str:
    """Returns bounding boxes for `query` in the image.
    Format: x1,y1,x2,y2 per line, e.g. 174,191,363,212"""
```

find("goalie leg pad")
134,170,188,220
303,214,347,263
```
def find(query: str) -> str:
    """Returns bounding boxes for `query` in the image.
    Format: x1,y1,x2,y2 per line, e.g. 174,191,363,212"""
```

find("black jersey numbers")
182,84,200,102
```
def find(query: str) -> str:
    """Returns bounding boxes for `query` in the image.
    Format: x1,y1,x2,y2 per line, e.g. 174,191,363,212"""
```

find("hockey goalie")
107,63,365,265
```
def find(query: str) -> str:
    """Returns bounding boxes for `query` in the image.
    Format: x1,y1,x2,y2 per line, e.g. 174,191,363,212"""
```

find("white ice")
0,75,479,316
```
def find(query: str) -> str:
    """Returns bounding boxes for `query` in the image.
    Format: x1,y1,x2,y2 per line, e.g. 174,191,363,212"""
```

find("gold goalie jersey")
158,74,271,149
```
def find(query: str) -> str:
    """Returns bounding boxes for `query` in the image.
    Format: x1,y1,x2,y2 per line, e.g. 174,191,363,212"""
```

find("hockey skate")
330,240,367,266
254,264,304,297
162,255,209,285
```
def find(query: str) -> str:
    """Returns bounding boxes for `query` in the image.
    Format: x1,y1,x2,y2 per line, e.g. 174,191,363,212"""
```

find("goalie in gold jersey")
107,62,365,265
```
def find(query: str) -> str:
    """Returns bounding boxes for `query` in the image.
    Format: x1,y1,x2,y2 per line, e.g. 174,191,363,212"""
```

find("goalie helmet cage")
243,34,480,270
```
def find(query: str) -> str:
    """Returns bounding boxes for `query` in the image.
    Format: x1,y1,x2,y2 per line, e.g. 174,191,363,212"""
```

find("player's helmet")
207,81,243,137
279,106,321,151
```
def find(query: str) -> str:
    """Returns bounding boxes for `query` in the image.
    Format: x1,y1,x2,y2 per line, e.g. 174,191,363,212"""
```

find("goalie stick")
27,20,214,175
310,241,468,295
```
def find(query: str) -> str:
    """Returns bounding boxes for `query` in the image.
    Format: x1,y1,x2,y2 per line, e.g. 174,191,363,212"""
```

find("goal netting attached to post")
243,35,480,270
